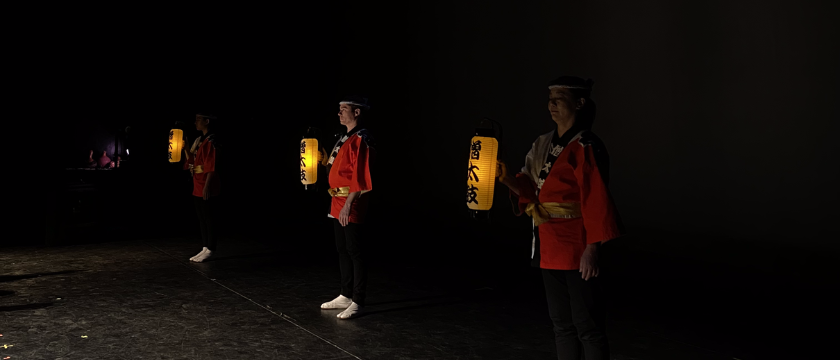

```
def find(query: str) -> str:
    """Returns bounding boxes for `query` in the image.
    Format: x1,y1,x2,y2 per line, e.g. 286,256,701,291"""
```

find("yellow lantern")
300,138,319,186
169,129,184,163
466,131,499,211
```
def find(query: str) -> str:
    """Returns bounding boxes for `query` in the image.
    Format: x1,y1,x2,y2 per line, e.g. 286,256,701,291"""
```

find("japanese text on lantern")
169,129,184,163
300,138,319,185
471,140,482,160
466,136,498,210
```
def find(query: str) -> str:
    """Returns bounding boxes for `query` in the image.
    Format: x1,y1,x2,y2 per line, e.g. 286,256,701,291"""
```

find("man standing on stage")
498,76,621,360
319,95,375,320
184,113,221,263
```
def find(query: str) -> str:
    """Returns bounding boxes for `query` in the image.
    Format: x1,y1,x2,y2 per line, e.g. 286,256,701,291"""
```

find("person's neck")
345,122,358,134
555,116,575,137
202,128,209,136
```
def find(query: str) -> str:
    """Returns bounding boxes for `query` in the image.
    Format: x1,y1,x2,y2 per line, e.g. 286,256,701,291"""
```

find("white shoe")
189,248,207,261
192,249,213,262
321,295,352,309
337,302,363,319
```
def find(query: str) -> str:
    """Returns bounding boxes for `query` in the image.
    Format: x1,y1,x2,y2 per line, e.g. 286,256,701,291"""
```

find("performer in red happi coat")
498,76,622,360
184,113,221,263
318,95,375,320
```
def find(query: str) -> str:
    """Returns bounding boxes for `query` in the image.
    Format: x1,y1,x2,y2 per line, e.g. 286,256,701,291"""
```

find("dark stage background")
41,0,839,267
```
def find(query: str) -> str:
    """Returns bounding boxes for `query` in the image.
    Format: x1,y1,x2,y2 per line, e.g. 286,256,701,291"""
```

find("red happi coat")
328,129,374,223
183,133,220,197
513,130,620,270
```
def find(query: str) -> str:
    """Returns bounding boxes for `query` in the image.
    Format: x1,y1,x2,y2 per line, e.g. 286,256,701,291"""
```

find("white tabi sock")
337,302,363,319
192,249,213,262
321,295,352,309
190,247,208,261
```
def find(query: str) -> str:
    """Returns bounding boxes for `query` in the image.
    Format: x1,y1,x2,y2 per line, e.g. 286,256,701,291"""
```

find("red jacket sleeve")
183,138,196,170
514,173,539,215
202,141,216,173
183,152,194,170
575,145,620,244
349,137,372,193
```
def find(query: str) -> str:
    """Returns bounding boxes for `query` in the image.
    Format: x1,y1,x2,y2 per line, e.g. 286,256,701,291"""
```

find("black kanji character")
468,162,480,182
467,185,479,204
470,140,482,160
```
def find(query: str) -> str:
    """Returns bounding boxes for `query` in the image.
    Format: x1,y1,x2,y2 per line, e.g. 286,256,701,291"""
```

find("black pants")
333,219,367,306
193,196,217,251
542,269,609,360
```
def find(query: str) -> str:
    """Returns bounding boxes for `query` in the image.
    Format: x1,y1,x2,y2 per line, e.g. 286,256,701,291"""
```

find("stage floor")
1,238,773,359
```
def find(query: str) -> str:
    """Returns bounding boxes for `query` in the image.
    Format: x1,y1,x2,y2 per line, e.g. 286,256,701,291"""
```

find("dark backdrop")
42,0,840,270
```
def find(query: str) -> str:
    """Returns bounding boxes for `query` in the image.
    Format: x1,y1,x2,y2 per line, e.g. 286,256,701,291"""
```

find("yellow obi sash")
525,202,582,226
193,165,204,174
328,186,350,197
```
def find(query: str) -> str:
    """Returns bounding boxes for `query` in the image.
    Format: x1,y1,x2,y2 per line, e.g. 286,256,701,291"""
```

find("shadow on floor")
362,298,468,317
0,302,54,312
201,250,285,262
0,270,81,283
365,293,461,306
364,287,492,307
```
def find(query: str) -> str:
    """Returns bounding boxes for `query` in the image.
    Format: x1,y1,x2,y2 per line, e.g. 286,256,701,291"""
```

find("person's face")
338,104,360,126
547,88,584,123
195,115,209,131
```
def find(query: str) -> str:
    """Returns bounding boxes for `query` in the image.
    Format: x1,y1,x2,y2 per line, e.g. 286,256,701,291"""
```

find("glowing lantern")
300,138,319,186
169,129,184,163
466,128,499,211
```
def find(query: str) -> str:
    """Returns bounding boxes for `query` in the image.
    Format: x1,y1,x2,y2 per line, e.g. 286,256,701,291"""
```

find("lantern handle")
479,117,504,159
305,126,321,140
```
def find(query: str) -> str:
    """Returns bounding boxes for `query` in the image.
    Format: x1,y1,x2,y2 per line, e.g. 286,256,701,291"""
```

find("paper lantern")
466,133,498,211
300,138,319,186
169,129,184,163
